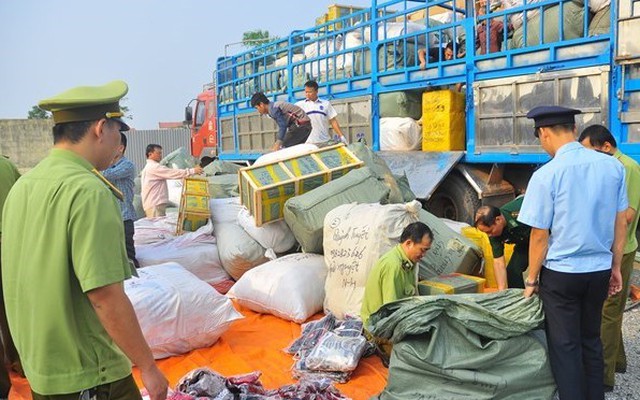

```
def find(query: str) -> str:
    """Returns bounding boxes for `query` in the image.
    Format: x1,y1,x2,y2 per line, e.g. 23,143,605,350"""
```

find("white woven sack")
125,262,242,359
380,117,422,151
253,144,319,167
210,197,243,225
167,179,183,207
136,221,230,286
323,201,422,319
227,253,327,323
237,207,297,255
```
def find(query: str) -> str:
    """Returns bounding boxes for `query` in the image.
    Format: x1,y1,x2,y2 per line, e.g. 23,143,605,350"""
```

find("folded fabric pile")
285,314,370,383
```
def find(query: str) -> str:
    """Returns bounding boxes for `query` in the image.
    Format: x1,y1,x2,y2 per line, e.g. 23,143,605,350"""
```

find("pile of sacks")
127,144,482,380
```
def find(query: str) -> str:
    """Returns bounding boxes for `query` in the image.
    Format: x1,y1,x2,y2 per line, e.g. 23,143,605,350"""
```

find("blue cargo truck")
189,0,639,223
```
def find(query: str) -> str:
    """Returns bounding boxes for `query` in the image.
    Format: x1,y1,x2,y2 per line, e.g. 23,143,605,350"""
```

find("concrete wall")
0,119,54,172
0,120,192,174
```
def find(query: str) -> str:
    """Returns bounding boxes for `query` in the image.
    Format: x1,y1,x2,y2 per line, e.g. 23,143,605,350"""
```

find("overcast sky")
0,0,372,129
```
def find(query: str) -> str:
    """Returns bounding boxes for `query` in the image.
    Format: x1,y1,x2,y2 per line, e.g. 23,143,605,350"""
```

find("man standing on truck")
101,132,140,269
578,124,640,392
474,196,530,290
1,81,168,400
250,92,312,151
295,80,348,144
518,106,627,400
141,144,203,218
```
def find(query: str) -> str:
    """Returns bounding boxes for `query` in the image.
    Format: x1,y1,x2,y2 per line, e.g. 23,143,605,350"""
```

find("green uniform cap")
38,80,130,131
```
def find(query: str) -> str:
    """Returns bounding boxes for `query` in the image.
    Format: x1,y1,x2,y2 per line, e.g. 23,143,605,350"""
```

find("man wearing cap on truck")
474,197,531,290
250,92,312,151
518,105,627,400
1,81,168,400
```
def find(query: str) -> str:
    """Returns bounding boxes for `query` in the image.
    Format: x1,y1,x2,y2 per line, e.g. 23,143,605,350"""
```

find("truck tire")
425,172,480,225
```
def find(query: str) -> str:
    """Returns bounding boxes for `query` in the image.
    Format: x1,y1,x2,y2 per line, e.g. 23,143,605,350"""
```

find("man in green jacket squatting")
474,197,531,290
361,222,433,326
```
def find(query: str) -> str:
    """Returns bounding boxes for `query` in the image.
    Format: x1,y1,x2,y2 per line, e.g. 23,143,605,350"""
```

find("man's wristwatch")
525,279,539,287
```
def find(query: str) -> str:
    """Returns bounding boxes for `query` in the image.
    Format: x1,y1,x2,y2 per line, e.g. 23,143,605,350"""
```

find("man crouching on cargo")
361,222,433,362
250,92,312,152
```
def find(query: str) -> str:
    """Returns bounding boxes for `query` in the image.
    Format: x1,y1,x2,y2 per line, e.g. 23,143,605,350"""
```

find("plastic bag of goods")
135,221,231,287
214,222,269,280
227,253,327,323
125,262,242,359
323,201,422,319
208,174,240,199
283,167,391,254
380,117,422,151
237,207,297,254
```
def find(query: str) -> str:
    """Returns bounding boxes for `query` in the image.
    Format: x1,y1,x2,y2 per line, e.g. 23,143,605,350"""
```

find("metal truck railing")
214,0,632,163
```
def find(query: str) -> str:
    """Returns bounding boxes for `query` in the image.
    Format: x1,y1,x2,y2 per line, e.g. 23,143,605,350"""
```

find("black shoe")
604,385,614,393
615,365,627,374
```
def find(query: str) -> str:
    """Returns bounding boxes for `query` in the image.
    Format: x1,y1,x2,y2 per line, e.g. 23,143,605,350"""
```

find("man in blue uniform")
518,106,627,400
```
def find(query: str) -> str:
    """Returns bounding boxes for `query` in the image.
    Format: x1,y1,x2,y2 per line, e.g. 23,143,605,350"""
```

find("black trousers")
123,220,140,269
539,267,610,400
282,123,312,147
506,244,528,289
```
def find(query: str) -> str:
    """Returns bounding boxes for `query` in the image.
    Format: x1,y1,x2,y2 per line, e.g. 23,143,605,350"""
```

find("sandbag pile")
125,263,242,359
322,201,422,319
369,290,555,400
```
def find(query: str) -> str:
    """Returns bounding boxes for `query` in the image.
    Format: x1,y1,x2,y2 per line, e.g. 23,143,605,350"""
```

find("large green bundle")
510,1,584,49
369,291,555,400
379,91,422,120
207,174,239,199
347,143,403,203
283,167,390,253
160,147,195,169
417,209,482,279
203,160,242,176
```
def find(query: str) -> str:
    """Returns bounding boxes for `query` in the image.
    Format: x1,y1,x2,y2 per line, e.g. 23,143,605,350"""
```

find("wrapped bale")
203,159,242,176
370,291,555,400
417,209,482,280
227,253,327,323
208,174,239,199
347,143,403,203
393,173,417,202
510,1,584,49
379,91,423,120
284,167,390,254
323,201,422,319
380,117,422,151
160,147,195,169
125,263,242,359
237,207,297,254
214,222,269,280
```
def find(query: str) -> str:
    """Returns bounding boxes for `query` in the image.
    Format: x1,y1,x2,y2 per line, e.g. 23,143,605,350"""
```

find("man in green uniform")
474,196,531,290
0,155,20,399
579,125,640,391
1,81,168,400
361,222,433,326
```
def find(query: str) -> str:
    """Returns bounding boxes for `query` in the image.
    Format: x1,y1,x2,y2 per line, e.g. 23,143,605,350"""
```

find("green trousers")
601,249,636,386
31,374,141,400
506,245,528,289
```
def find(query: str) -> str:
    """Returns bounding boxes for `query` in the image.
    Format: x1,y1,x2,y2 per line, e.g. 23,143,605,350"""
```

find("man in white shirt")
140,144,202,217
295,81,348,145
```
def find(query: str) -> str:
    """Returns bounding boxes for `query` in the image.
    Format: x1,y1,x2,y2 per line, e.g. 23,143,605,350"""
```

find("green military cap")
38,80,130,131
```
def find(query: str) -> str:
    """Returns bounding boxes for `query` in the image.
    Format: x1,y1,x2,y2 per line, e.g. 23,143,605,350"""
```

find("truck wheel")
425,172,480,225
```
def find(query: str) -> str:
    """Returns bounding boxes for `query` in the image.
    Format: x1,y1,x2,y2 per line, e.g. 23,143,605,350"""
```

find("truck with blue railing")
186,0,640,224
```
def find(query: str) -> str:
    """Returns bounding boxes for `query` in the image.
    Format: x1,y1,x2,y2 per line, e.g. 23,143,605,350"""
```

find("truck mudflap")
377,151,464,200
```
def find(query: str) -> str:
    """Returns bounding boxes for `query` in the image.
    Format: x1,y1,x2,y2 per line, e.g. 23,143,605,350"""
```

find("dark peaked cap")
38,80,130,131
526,106,582,129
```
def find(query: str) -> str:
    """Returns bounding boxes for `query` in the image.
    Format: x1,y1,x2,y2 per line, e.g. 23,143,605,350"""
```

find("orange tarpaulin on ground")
8,302,388,400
